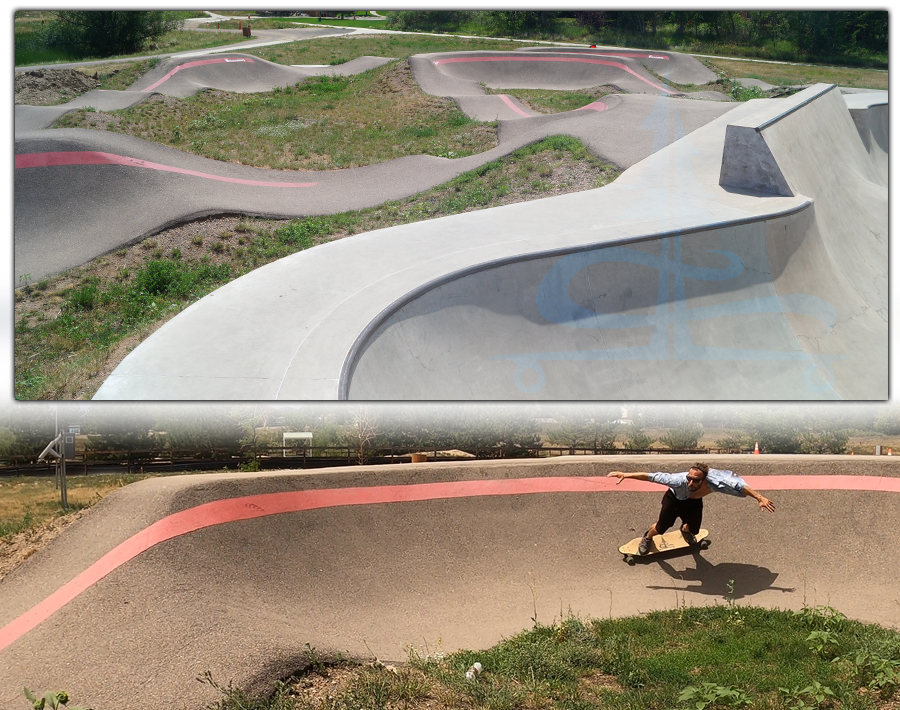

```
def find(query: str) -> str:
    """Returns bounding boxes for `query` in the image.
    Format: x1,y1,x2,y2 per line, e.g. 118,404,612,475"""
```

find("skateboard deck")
619,528,710,564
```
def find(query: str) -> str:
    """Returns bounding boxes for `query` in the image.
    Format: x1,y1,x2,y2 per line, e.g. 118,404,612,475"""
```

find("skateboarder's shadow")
647,552,795,599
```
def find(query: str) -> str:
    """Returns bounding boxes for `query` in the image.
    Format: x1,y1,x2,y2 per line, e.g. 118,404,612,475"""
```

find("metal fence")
0,445,729,477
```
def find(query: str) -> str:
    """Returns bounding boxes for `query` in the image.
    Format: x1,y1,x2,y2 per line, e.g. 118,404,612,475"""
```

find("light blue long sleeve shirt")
646,468,747,501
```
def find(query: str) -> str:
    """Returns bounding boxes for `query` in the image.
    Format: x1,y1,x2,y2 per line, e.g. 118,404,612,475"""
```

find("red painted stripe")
432,56,675,94
1,474,896,653
576,101,609,113
497,94,532,117
15,151,317,188
142,57,254,92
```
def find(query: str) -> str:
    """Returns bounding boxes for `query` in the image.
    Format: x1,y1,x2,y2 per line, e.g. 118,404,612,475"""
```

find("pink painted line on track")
432,55,675,94
15,152,317,188
576,101,609,113
1,474,897,653
141,57,254,92
497,94,532,117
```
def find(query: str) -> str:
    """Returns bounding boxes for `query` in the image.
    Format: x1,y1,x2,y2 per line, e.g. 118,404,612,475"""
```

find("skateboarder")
608,463,775,555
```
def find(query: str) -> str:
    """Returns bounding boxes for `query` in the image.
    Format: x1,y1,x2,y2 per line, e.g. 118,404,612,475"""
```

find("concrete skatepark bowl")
1,455,898,710
14,47,887,400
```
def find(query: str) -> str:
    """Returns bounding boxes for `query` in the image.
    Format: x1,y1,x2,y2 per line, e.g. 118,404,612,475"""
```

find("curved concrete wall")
344,85,887,400
346,206,855,399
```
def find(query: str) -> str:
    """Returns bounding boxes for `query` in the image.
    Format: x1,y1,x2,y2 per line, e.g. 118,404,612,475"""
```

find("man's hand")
608,471,625,484
758,496,775,512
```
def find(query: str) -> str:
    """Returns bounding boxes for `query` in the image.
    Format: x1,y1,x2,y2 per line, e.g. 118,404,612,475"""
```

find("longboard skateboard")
619,528,710,565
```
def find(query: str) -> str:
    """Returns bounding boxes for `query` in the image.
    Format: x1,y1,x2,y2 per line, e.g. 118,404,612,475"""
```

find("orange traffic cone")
753,442,760,455
889,448,893,456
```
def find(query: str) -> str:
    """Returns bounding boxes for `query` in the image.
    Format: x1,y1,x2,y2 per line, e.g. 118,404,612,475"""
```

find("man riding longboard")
608,463,775,556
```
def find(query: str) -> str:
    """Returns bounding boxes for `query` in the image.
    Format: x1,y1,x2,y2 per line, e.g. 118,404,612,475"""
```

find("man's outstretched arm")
608,471,650,483
743,485,776,512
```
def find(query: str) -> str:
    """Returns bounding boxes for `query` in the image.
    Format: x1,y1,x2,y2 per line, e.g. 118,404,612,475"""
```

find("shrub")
274,217,331,248
67,280,99,311
45,11,183,57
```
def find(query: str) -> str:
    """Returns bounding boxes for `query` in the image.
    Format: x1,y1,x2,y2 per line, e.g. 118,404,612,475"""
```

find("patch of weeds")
67,279,99,312
675,682,752,709
778,681,835,710
728,82,768,101
274,217,331,248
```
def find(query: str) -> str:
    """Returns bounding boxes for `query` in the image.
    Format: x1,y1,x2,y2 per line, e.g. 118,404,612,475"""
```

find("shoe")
638,532,652,555
681,529,698,546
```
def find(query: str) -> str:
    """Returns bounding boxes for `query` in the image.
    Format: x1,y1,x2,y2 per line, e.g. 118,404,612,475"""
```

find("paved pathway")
1,456,898,710
12,30,888,400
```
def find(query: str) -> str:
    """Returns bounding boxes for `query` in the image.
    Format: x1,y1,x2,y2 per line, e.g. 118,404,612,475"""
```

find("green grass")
0,474,152,537
700,56,887,91
14,16,254,67
54,62,498,170
246,34,523,66
14,135,619,400
207,606,900,709
484,86,618,113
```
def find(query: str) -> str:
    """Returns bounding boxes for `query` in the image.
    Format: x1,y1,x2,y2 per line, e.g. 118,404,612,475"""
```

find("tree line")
387,10,887,65
2,405,897,462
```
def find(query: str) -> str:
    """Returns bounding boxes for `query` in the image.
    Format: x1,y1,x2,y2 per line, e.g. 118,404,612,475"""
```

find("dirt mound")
15,67,100,106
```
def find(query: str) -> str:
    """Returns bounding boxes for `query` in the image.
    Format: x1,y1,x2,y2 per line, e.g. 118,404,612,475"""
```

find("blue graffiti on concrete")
495,236,844,396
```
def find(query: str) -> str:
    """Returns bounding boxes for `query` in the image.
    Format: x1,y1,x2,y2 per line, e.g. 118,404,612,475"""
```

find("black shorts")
656,490,703,534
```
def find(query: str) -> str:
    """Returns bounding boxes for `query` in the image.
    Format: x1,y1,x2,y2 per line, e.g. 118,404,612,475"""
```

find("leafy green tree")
82,406,158,459
547,412,618,451
622,423,654,451
156,409,244,456
444,408,541,456
487,11,560,35
740,412,802,454
715,432,748,453
659,414,703,450
873,408,900,436
0,409,58,458
46,11,183,57
799,429,849,455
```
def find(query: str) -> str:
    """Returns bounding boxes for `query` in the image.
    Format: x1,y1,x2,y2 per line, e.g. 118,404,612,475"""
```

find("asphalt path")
0,455,898,710
14,44,734,283
12,31,888,401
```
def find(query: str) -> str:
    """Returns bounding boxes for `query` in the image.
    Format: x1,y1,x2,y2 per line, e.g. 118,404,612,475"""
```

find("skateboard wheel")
700,539,711,549
624,555,635,565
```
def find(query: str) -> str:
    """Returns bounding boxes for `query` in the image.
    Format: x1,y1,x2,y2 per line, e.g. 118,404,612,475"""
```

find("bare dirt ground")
0,509,86,582
15,67,101,105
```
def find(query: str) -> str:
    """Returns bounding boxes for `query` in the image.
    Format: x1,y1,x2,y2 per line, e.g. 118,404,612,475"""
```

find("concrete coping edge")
754,83,837,131
336,198,813,399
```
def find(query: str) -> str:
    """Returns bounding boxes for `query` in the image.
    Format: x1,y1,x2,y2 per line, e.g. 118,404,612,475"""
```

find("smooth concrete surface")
1,456,898,710
93,84,887,401
345,85,887,400
13,43,886,401
15,51,736,285
514,45,719,86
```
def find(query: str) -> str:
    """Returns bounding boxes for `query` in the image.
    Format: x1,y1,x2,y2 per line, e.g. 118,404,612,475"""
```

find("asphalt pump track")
14,45,888,400
1,456,898,710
